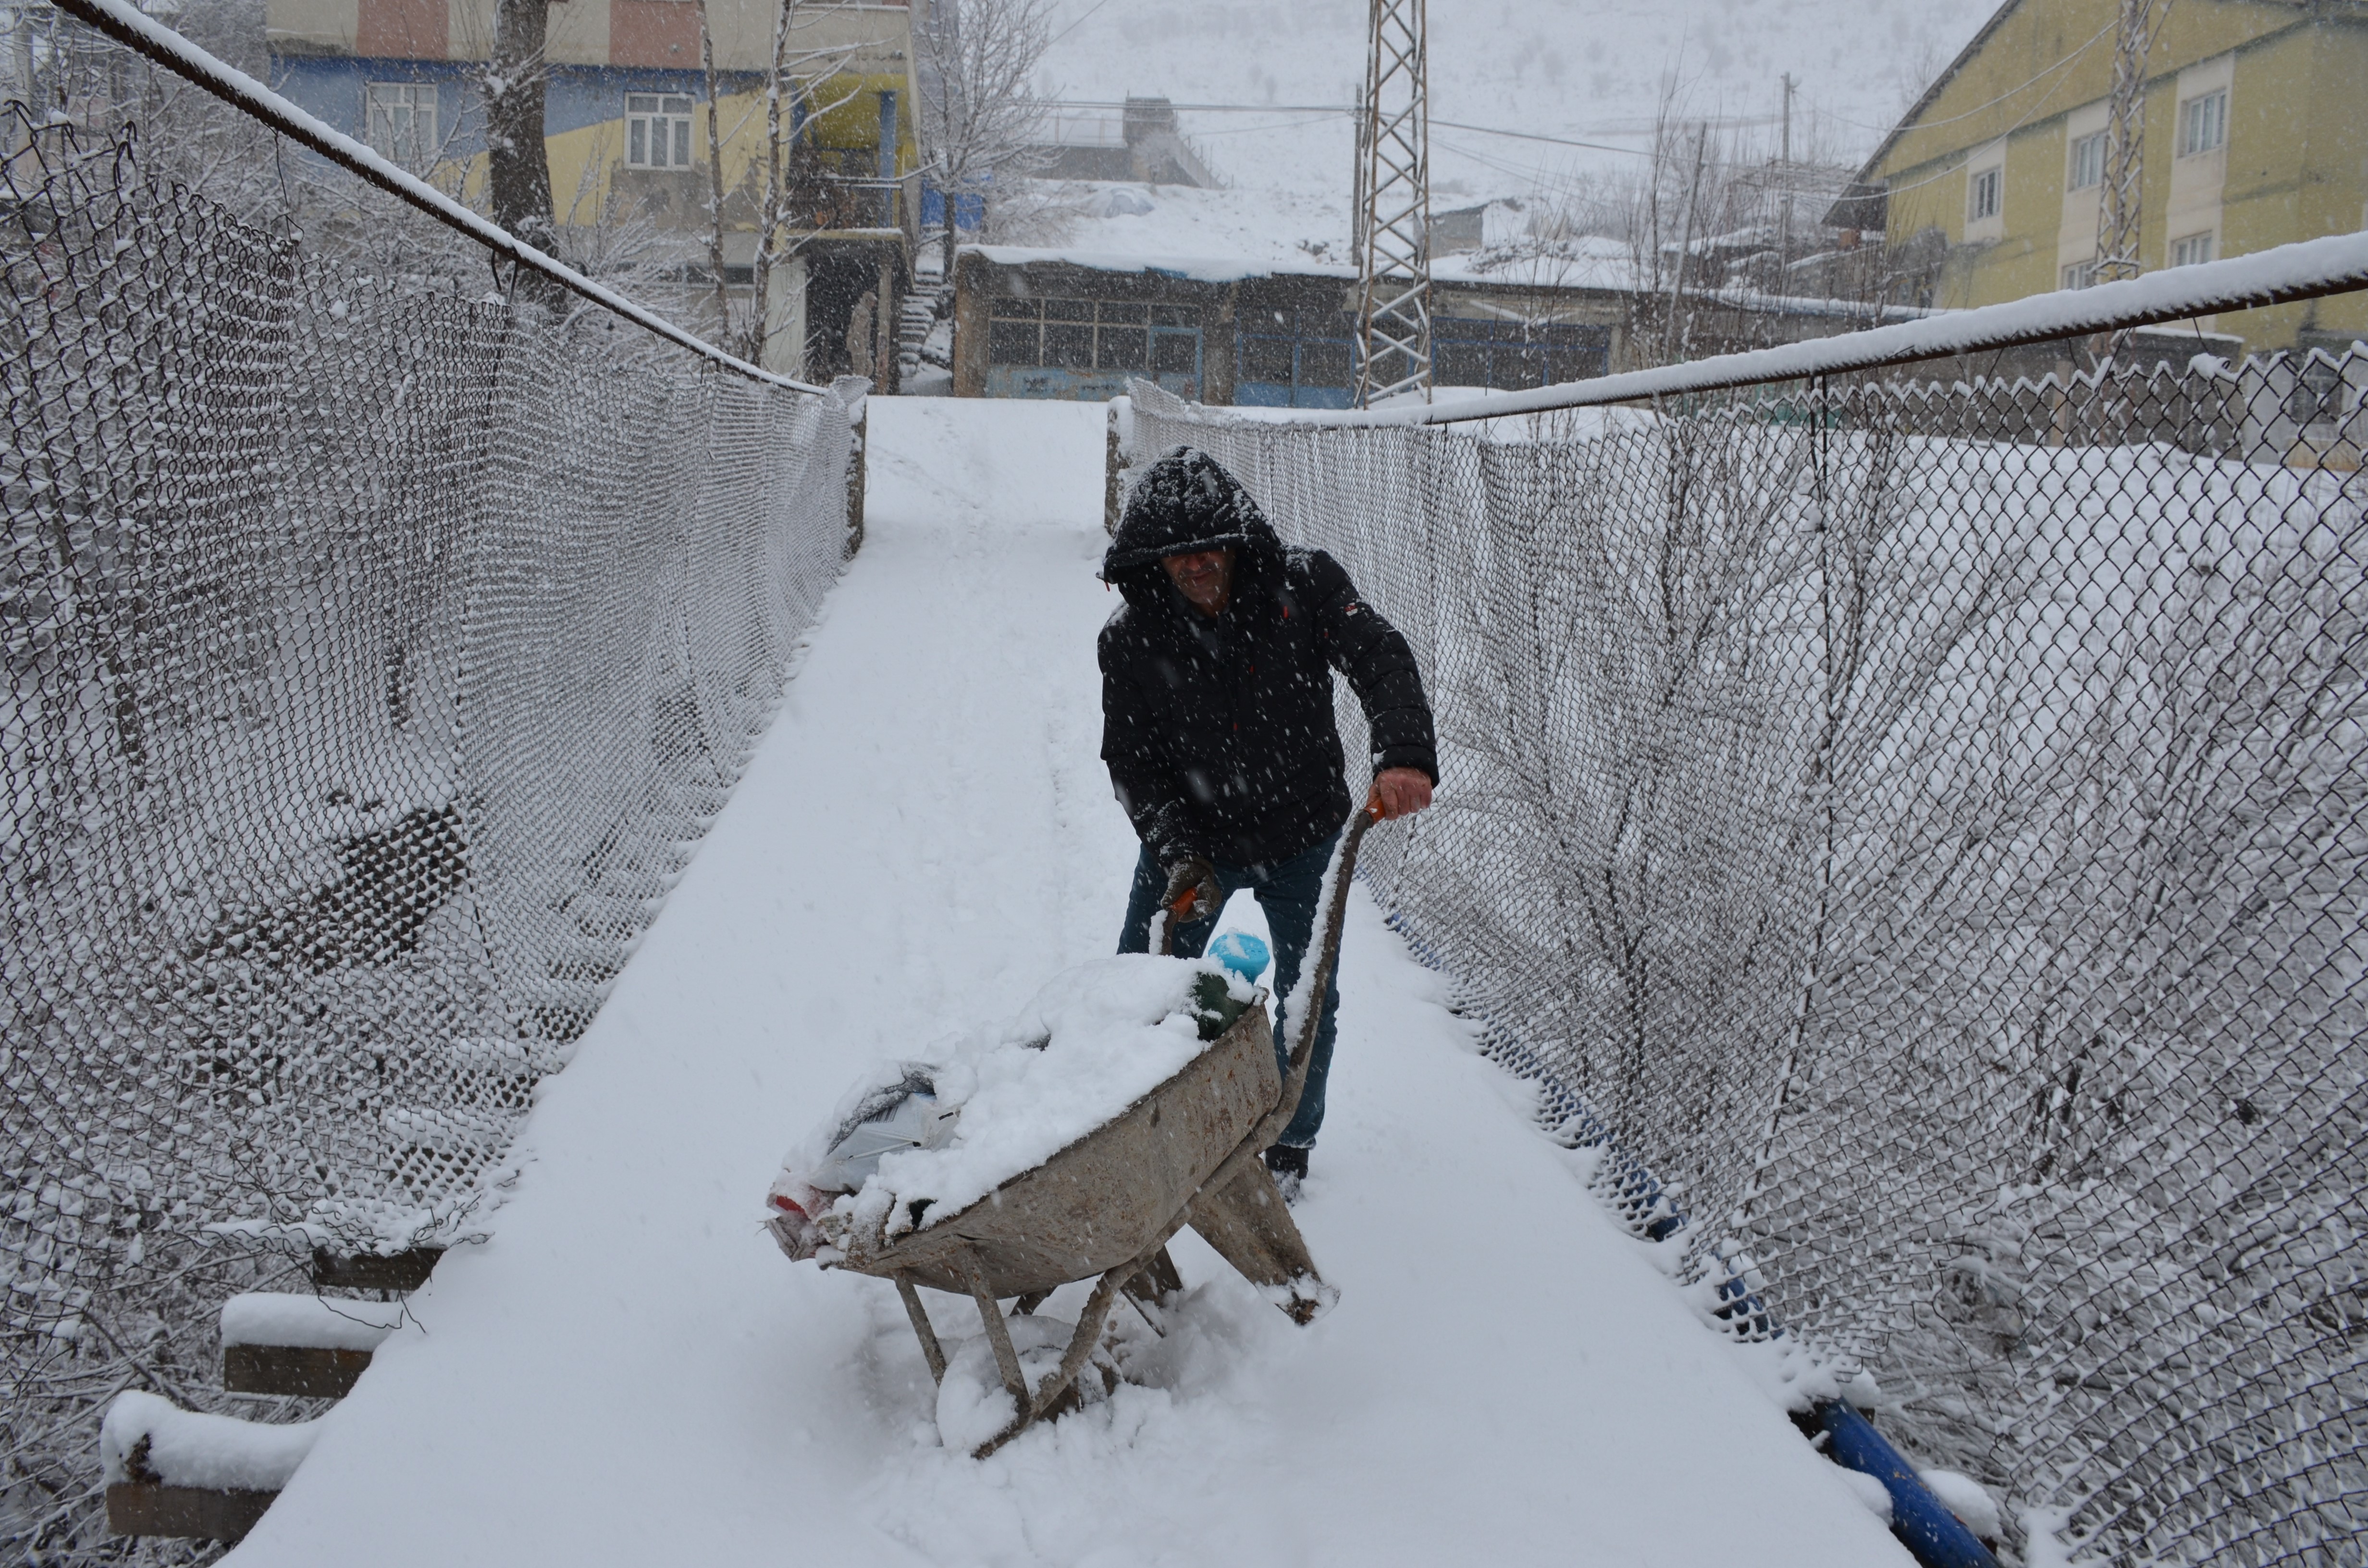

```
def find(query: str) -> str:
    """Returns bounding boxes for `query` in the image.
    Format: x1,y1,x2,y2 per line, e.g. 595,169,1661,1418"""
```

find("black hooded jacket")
1098,446,1436,870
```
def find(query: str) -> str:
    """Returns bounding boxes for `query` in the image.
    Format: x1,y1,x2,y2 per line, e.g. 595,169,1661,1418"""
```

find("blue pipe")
1814,1400,2000,1568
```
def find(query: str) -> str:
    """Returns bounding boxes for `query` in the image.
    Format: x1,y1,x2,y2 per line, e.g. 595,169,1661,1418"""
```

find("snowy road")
228,399,1909,1568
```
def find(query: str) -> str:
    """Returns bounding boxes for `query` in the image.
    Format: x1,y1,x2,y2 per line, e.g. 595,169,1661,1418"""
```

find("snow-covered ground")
225,398,1910,1568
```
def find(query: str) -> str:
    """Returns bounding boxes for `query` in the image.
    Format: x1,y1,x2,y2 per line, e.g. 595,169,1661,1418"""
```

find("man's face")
1161,548,1235,616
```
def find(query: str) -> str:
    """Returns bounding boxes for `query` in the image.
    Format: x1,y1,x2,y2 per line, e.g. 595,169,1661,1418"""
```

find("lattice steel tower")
2096,0,2173,288
1353,0,1433,406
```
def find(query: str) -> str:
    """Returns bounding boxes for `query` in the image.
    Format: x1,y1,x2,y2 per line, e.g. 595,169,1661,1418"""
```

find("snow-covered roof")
962,243,1355,285
1031,180,1356,272
972,174,1676,297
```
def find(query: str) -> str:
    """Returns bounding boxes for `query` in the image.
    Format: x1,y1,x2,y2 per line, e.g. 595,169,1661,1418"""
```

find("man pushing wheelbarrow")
767,448,1434,1457
1100,445,1438,1195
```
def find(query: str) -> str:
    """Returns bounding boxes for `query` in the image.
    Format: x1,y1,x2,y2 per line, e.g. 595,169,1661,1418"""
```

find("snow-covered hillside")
1036,0,1981,257
1037,0,1979,196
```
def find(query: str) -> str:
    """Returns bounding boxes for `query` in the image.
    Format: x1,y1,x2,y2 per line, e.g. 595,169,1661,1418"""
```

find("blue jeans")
1117,833,1342,1150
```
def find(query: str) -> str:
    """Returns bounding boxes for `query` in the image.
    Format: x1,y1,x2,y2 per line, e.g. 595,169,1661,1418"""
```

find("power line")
1043,0,1119,50
1822,17,2116,135
1042,98,1355,113
1187,113,1351,139
1433,118,1651,158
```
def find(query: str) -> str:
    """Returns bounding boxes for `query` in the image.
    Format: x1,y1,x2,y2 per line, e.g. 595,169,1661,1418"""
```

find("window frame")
2068,130,2106,192
1967,163,2002,224
364,81,439,170
1431,317,1610,392
1235,307,1359,408
625,92,696,171
2177,88,2227,158
2170,231,2215,269
984,296,1202,389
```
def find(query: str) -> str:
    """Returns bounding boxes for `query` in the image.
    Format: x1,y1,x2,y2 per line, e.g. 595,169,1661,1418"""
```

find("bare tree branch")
915,0,1056,277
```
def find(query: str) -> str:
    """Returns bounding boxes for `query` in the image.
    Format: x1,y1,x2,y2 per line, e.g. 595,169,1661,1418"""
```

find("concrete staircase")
899,245,948,389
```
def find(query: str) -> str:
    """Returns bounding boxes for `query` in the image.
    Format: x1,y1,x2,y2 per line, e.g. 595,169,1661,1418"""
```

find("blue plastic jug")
1207,931,1271,983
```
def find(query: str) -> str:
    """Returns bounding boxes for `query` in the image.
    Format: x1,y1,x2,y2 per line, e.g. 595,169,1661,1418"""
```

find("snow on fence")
1127,325,2368,1566
1,22,856,1551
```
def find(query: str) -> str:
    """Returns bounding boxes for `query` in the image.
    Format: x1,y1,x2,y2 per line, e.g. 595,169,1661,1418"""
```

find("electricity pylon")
1353,0,1432,407
2096,0,2172,288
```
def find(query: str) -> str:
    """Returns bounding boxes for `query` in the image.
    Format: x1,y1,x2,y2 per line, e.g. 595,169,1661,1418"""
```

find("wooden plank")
106,1482,275,1542
308,1245,439,1292
222,1343,373,1398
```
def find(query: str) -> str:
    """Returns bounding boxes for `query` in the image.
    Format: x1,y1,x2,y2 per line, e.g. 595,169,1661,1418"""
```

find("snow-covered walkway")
228,399,1909,1568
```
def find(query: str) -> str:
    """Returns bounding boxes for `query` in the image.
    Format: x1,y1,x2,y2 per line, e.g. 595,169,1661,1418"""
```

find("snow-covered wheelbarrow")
767,809,1377,1457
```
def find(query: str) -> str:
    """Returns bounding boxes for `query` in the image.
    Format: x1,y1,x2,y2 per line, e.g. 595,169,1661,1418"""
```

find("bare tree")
915,0,1055,278
484,0,555,257
694,0,862,367
697,0,735,334
1586,87,1884,365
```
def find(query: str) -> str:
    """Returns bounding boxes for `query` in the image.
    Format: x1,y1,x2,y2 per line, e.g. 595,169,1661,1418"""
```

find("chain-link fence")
3,24,855,1549
1129,316,2367,1564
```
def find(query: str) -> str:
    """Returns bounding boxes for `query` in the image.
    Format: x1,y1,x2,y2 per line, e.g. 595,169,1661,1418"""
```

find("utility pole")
2094,0,2171,369
2096,0,2171,288
1777,73,1796,289
1349,80,1369,261
1353,0,1432,406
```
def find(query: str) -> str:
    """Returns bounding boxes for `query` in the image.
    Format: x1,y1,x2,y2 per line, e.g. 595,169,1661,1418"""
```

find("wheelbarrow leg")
1187,1160,1333,1324
1132,1245,1185,1299
1123,1244,1184,1313
962,1251,1031,1412
973,1257,1135,1460
894,1273,947,1384
1117,1244,1185,1334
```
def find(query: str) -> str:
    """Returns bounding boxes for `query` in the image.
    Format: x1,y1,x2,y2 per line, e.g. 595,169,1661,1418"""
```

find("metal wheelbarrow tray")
820,809,1376,1458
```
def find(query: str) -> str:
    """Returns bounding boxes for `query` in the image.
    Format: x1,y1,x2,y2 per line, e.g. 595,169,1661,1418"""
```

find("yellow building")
1859,0,2367,355
267,0,929,379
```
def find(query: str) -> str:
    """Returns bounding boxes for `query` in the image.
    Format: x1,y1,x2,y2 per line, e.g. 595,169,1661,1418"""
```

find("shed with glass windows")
952,247,1630,406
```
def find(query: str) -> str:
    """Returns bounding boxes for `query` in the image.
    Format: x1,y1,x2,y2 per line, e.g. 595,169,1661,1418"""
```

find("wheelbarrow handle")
1259,803,1379,1148
1231,810,1382,1156
1175,803,1382,1219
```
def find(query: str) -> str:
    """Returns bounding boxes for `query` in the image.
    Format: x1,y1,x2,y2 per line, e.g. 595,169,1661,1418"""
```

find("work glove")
1161,855,1222,928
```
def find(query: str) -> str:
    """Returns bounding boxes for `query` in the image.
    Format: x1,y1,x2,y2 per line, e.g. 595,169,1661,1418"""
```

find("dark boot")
1263,1143,1309,1202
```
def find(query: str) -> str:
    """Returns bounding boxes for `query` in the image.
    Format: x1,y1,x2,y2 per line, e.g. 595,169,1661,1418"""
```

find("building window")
2178,89,2227,157
2061,259,2099,291
987,297,1200,389
1968,165,2001,223
2068,130,2106,191
365,82,438,168
627,94,694,169
1236,308,1359,409
1431,317,1611,392
2170,232,2215,269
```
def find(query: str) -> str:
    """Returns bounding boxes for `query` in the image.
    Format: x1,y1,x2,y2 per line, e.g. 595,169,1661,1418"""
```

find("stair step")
108,1482,277,1544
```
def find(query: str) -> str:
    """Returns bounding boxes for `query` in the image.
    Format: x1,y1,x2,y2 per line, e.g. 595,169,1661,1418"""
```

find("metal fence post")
847,404,867,558
1105,395,1130,535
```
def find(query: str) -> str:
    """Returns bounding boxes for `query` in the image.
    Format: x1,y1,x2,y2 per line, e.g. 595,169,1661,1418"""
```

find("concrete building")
1853,0,2368,356
1032,97,1219,188
265,0,927,380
